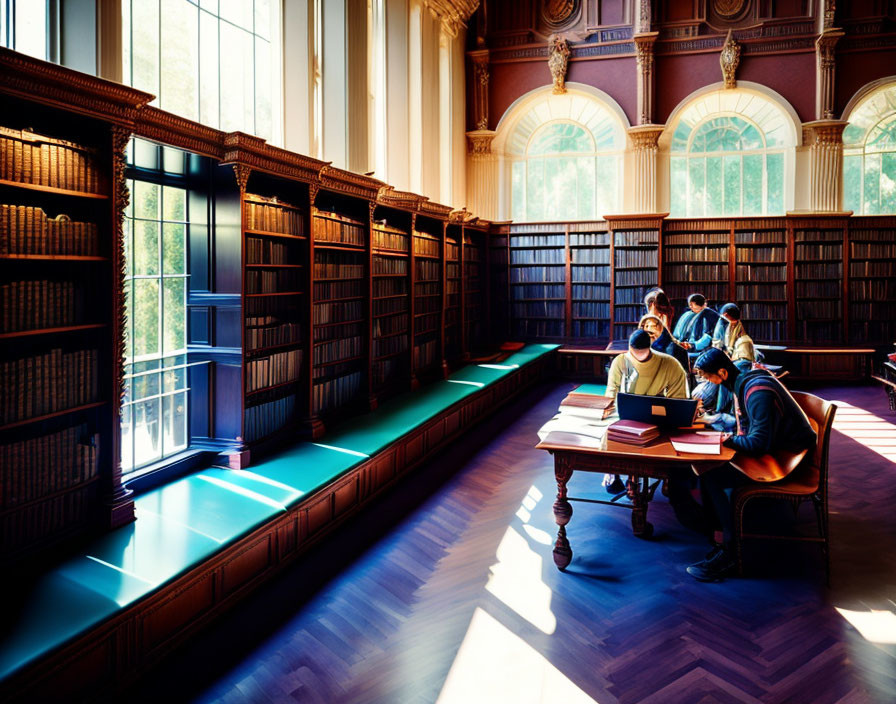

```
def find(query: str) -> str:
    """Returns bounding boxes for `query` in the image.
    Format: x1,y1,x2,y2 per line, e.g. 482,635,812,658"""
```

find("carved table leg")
553,455,574,570
627,476,654,538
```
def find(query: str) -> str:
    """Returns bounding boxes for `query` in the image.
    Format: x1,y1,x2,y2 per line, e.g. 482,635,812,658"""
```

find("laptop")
616,392,699,428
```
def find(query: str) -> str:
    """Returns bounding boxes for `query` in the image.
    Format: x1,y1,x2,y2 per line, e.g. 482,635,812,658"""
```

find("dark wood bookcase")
444,224,462,362
607,215,663,341
462,223,488,356
411,214,445,383
848,217,896,344
569,221,611,341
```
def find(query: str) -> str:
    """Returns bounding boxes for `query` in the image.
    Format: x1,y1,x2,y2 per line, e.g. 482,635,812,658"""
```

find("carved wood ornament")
720,30,741,89
548,35,571,95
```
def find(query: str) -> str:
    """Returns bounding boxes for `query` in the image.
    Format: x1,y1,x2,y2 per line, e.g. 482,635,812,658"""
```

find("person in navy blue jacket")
685,348,817,582
677,294,720,360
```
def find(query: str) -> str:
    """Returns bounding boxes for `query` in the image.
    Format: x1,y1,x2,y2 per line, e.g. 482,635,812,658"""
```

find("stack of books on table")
606,420,660,446
558,388,615,420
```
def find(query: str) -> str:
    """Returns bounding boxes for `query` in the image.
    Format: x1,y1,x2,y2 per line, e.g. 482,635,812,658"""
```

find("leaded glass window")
844,85,896,215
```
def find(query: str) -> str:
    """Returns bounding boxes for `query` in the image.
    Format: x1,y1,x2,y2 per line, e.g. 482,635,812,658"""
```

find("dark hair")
720,302,741,320
688,293,706,307
648,290,674,319
694,347,738,377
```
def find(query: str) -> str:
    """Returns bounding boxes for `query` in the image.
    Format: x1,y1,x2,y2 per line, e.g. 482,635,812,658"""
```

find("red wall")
836,49,896,116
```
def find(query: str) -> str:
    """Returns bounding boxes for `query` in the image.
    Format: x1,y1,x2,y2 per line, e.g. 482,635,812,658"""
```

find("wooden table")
535,430,735,570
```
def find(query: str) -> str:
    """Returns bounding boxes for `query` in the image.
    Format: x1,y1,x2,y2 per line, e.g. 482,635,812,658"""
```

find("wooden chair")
732,391,837,584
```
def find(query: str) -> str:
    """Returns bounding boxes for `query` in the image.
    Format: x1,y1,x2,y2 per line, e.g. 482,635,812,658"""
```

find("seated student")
717,303,755,364
638,313,690,376
685,348,817,582
644,288,675,332
677,294,721,358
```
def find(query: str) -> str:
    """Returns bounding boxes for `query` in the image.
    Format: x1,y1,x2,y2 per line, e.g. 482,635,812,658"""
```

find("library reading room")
2,1,896,702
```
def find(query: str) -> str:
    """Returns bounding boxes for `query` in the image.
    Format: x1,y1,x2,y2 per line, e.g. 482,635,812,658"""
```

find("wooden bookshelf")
848,218,896,344
508,223,566,340
411,219,444,381
569,222,611,340
607,216,662,341
792,223,845,344
444,225,462,363
462,223,489,357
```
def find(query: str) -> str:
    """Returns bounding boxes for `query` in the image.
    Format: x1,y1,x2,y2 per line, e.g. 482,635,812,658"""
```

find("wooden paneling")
139,573,216,653
220,535,274,597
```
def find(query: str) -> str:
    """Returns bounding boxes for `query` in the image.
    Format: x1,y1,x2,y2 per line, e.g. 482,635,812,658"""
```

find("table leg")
553,456,573,570
627,476,654,538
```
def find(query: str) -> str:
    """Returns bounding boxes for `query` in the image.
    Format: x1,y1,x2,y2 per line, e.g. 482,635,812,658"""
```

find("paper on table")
537,414,610,442
670,439,723,455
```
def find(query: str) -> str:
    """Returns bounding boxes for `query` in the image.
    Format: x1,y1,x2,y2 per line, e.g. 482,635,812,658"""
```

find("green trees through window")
844,85,896,215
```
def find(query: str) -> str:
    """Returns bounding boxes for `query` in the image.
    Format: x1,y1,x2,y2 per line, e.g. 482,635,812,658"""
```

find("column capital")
802,119,848,146
627,124,665,150
466,129,496,159
816,28,844,66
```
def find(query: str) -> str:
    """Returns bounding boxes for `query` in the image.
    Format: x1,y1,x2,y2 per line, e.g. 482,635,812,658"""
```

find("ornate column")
469,49,490,131
627,125,664,214
816,29,843,120
805,120,848,212
633,32,658,125
466,130,498,220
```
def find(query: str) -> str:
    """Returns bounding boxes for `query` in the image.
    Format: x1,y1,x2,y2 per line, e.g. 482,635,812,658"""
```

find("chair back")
789,391,837,496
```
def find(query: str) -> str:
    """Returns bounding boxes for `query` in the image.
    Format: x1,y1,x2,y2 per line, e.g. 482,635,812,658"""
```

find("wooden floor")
129,381,896,704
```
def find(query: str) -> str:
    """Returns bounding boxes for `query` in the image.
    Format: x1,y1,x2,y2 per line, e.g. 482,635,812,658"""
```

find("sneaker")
686,546,735,582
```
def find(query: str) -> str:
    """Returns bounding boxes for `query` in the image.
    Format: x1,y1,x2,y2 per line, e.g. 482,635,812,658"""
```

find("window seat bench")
0,344,559,701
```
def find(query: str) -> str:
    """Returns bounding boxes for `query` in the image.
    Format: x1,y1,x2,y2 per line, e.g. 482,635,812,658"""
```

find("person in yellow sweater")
606,329,688,399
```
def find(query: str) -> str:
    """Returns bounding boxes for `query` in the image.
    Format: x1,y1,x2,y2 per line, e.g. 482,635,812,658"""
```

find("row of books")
373,277,407,298
665,233,729,246
245,237,294,265
0,424,97,508
374,334,408,358
446,263,460,281
665,247,727,262
569,266,610,284
315,319,362,343
416,259,441,281
245,196,303,235
445,240,460,260
0,486,93,548
416,295,441,315
313,212,365,246
511,284,565,299
614,230,659,246
314,280,363,301
509,235,564,248
796,321,840,340
313,299,363,325
509,248,565,265
796,301,841,319
735,283,786,300
613,323,639,340
313,336,362,365
572,302,611,318
741,302,787,320
313,370,362,413
244,395,296,443
795,281,841,298
850,261,896,277
850,279,896,298
245,349,302,393
373,313,408,337
510,266,565,283
614,270,656,287
245,297,298,319
851,229,896,241
512,319,564,337
613,287,652,304
571,249,610,264
416,281,440,298
569,233,609,246
246,269,299,294
614,250,657,268
1,348,98,425
572,320,611,337
1,280,86,332
373,256,407,276
372,222,408,251
415,312,440,333
513,302,564,318
0,126,101,193
794,229,842,242
795,244,841,260
246,321,301,351
736,248,785,262
1,205,100,256
463,243,482,261
413,338,438,368
374,296,407,317
664,263,727,279
735,264,786,280
373,357,403,387
735,231,785,244
796,263,842,278
665,284,728,303
851,242,896,258
615,306,648,323
742,320,786,340
314,253,364,280
413,233,440,258
850,302,896,319
572,283,611,298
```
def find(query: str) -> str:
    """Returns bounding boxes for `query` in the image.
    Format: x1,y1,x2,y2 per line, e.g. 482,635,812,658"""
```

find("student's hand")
681,342,692,350
720,432,733,443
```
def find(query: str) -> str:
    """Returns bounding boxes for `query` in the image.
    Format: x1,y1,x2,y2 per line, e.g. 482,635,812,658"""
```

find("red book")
607,419,659,437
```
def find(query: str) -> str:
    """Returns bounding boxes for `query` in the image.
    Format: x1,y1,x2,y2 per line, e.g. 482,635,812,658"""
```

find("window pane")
134,220,160,275
766,152,784,214
743,154,762,215
723,155,741,215
14,0,47,59
254,0,271,39
163,186,186,221
199,10,220,127
576,156,594,220
219,0,252,26
162,147,186,176
163,223,186,274
529,123,593,155
162,392,189,457
526,159,544,221
160,0,198,120
670,157,686,217
543,158,562,221
219,23,253,132
864,153,881,214
132,0,160,96
121,404,135,472
705,156,722,216
843,154,862,214
133,397,162,467
163,278,187,354
688,157,706,217
255,36,272,141
134,279,160,357
511,161,525,222
882,151,896,213
596,156,616,215
134,180,160,220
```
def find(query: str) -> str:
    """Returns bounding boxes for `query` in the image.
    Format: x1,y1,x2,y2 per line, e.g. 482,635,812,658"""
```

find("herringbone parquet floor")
131,381,896,704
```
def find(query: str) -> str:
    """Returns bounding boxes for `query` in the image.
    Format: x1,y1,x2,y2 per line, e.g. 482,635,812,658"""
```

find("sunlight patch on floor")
435,608,599,704
835,604,896,644
830,401,896,463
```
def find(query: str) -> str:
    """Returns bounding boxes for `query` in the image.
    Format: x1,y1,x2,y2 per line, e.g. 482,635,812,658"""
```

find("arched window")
668,89,795,217
843,83,896,215
502,90,626,221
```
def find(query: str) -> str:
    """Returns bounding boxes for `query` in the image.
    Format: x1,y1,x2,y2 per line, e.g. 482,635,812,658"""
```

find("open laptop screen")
616,393,699,428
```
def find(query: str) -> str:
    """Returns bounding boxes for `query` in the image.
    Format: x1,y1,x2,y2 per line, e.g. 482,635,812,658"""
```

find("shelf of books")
661,221,731,314
848,218,896,344
371,214,411,397
412,220,443,380
488,224,510,345
792,224,845,344
569,222,611,340
463,228,486,354
444,225,462,362
241,186,306,445
608,218,661,340
0,97,133,566
733,223,788,342
311,201,368,417
508,223,566,340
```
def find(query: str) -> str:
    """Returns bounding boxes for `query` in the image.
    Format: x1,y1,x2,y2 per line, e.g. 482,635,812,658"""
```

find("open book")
669,430,723,455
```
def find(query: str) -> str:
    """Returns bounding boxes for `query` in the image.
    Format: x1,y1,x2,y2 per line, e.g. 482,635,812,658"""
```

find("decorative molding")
816,30,844,120
136,106,225,160
628,124,664,150
804,120,847,212
376,186,424,211
633,33,659,125
232,164,252,193
466,130,496,159
627,125,665,214
422,0,479,38
319,165,382,201
823,0,836,31
222,131,326,184
720,30,741,89
469,50,490,131
419,199,453,218
542,0,580,30
804,120,847,147
638,0,651,34
548,35,571,94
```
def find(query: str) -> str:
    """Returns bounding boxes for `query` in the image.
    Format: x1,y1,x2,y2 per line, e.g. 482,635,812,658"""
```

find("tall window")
0,0,50,60
507,92,624,221
669,90,795,217
122,140,190,475
122,0,282,144
844,84,896,215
